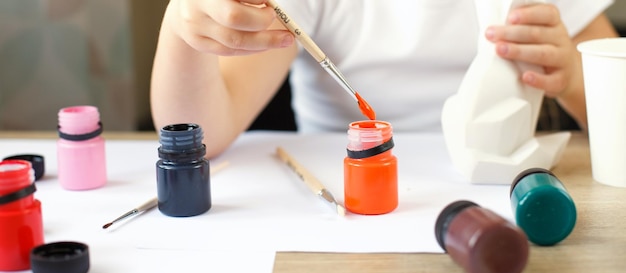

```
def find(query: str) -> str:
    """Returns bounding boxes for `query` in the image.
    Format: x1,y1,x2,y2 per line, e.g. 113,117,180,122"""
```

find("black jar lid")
30,241,90,273
510,168,555,196
434,200,478,251
3,154,45,181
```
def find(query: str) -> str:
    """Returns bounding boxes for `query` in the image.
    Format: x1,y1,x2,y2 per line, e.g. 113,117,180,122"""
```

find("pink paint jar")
57,105,107,190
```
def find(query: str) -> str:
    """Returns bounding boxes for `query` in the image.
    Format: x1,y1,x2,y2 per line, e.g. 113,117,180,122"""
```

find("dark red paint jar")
435,200,529,273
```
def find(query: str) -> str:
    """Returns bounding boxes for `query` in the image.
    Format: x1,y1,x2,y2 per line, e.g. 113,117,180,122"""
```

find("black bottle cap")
158,123,206,161
30,241,90,273
510,168,554,196
159,123,204,150
3,154,45,181
434,200,478,251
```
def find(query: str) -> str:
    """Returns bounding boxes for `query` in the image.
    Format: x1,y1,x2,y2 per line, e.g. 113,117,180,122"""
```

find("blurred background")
0,0,625,132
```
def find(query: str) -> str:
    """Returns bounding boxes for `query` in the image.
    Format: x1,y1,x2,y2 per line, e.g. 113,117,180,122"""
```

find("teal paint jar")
510,168,577,246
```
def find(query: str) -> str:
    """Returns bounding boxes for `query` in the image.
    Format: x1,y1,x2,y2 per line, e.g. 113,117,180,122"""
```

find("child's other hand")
485,3,579,99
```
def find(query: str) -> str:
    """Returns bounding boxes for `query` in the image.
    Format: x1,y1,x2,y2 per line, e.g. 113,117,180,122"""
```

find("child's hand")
485,4,579,99
164,0,294,56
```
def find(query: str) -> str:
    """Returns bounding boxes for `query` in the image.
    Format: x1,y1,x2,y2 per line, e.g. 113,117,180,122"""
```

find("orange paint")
355,92,376,120
344,120,397,215
353,120,377,128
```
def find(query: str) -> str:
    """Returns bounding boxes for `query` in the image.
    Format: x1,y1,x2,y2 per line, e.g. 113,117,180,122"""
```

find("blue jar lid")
510,168,577,246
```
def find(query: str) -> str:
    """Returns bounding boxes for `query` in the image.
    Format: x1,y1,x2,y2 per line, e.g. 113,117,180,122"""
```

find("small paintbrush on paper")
266,0,376,120
102,197,157,229
102,160,230,229
276,147,345,216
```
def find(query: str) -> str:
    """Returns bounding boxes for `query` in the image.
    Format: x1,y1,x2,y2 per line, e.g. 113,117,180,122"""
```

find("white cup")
577,38,626,187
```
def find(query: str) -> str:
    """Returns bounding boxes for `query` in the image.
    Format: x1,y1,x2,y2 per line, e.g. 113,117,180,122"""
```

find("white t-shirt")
274,0,613,133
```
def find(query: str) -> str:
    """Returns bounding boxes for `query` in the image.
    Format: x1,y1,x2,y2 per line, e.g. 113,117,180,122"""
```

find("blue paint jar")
156,123,211,217
510,168,577,246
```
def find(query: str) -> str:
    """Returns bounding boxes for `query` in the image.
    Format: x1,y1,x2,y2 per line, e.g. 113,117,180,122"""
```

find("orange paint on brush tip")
355,92,376,120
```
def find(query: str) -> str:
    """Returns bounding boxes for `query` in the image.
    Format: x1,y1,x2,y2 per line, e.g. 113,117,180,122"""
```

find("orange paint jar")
344,120,398,215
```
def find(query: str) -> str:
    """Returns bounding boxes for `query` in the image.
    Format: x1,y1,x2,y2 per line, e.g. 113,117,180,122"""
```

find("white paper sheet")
0,132,515,272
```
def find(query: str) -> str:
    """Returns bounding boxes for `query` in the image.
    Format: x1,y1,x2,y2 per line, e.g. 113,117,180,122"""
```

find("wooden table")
2,131,625,273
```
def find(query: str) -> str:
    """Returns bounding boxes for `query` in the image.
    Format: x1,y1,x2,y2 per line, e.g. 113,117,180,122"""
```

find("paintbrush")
266,0,376,120
276,147,346,216
102,197,157,229
102,160,230,229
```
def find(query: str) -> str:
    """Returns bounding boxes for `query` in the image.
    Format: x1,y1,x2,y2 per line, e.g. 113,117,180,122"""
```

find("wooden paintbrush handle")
210,160,230,175
136,197,158,211
276,147,325,193
266,0,326,62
